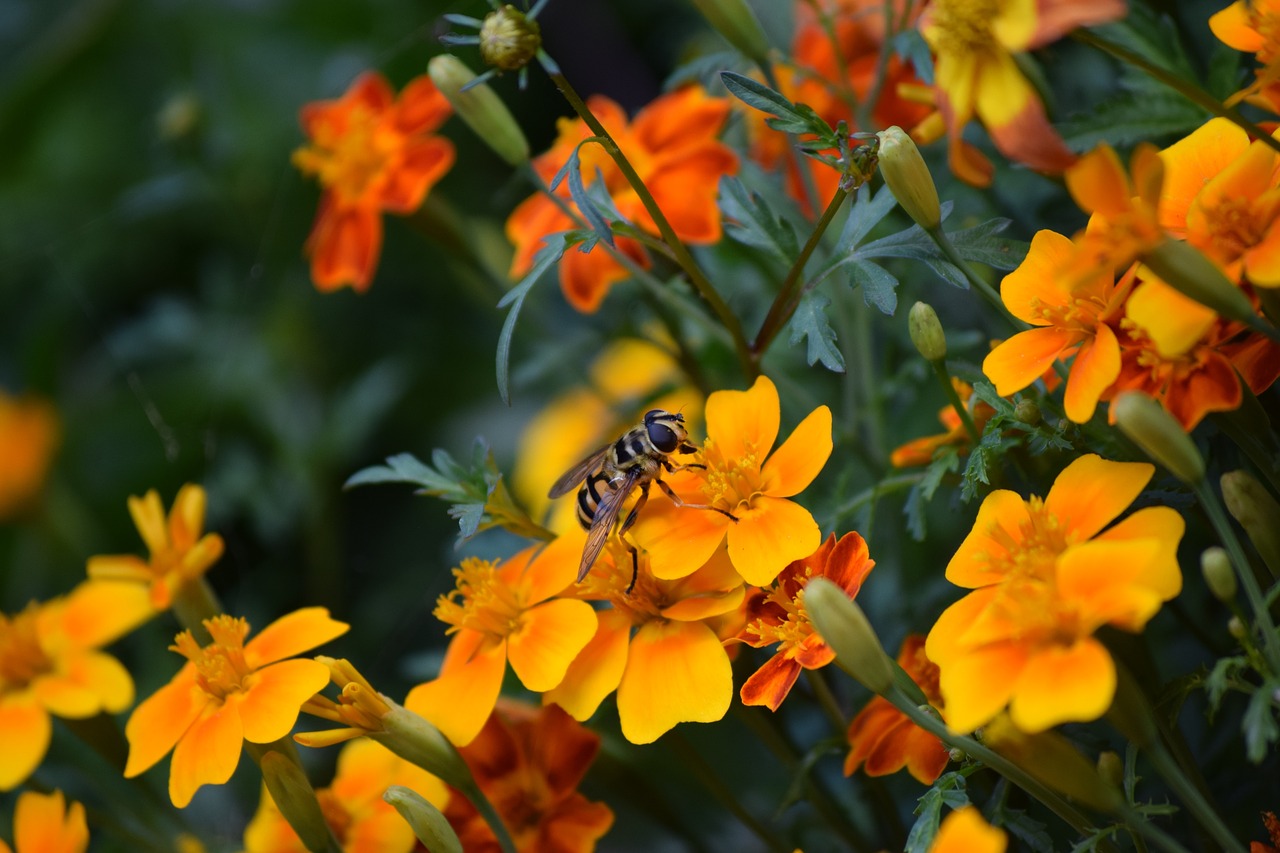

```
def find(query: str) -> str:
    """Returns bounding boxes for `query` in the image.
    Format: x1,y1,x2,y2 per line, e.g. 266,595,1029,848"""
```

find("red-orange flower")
505,86,737,312
293,71,455,292
1211,0,1280,112
0,390,59,521
844,635,949,784
1252,810,1280,853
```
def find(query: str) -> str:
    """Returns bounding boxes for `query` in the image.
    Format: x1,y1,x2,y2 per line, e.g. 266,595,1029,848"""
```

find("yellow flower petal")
0,697,51,791
544,609,631,721
1067,144,1132,218
238,658,332,744
1062,323,1121,423
945,491,1029,588
761,405,832,498
1094,506,1184,600
704,374,780,465
169,695,245,808
58,580,155,649
632,496,730,580
125,671,207,778
127,490,169,556
1124,277,1217,358
726,496,820,587
170,484,207,547
929,805,1007,853
519,534,584,604
924,588,999,669
1056,540,1167,631
1043,454,1153,542
244,607,349,669
999,230,1077,323
617,620,731,744
973,49,1035,130
34,651,133,718
506,598,598,692
13,790,89,853
403,636,506,747
1008,638,1116,731
938,641,1027,734
982,327,1075,397
1158,118,1248,234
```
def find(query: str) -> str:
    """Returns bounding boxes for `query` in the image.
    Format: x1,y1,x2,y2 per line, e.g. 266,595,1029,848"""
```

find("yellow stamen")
292,106,392,205
433,558,527,638
698,439,763,513
171,616,253,701
744,570,817,656
925,0,1002,56
0,605,51,688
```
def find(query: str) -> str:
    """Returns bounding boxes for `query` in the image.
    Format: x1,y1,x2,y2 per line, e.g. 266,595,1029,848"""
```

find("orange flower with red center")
918,0,1123,186
1211,0,1280,111
505,86,738,312
446,700,614,853
844,634,949,785
0,390,59,520
404,538,596,746
926,455,1183,733
124,608,349,807
293,71,455,292
891,379,997,467
0,790,89,853
737,532,874,711
86,484,224,611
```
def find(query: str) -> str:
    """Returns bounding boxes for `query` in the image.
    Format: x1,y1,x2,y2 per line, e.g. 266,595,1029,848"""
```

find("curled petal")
739,653,803,711
169,696,245,808
977,53,1076,174
1067,144,1133,218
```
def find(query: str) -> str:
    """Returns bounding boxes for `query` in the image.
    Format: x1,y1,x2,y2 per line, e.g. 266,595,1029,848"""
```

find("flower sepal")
384,785,464,853
251,747,339,853
805,578,894,694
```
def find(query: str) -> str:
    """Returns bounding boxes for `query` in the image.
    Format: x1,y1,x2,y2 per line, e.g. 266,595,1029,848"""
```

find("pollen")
433,558,526,638
171,616,254,701
0,605,52,689
743,573,817,656
1028,291,1109,331
1200,195,1270,260
926,0,1003,55
292,107,391,205
698,439,763,513
978,496,1070,583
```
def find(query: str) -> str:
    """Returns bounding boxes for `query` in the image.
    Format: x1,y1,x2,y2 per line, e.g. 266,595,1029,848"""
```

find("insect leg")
624,539,639,594
655,477,739,522
618,481,651,536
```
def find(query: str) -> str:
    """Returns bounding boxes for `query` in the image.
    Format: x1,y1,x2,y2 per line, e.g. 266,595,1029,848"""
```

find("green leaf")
838,184,898,249
906,772,970,853
848,258,899,315
345,452,455,493
720,71,838,143
789,293,845,372
554,140,616,249
1092,7,1199,80
719,175,800,261
945,219,1028,271
892,29,934,85
1203,655,1247,716
1058,91,1208,151
496,238,567,405
996,808,1053,853
1242,680,1280,763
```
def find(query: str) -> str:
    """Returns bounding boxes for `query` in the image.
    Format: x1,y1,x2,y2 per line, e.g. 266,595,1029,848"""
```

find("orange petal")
762,405,832,497
403,638,506,747
544,609,631,721
705,375,780,465
637,147,739,242
1094,506,1185,600
0,697,51,790
393,75,452,135
982,327,1075,396
506,599,598,692
244,607,349,669
13,790,89,852
616,620,732,744
306,197,382,293
169,483,207,546
937,641,1027,734
945,491,1029,588
127,490,168,555
925,588,1000,669
660,582,744,622
999,230,1077,323
825,531,874,596
558,238,639,313
1244,218,1280,286
378,136,455,213
125,672,207,778
1043,454,1152,542
84,554,152,585
726,497,821,587
739,653,803,711
1025,0,1125,47
519,535,585,604
1008,638,1116,731
1055,539,1168,631
1208,1,1264,52
58,580,155,648
1160,118,1250,233
1125,277,1217,358
1063,324,1121,423
238,658,332,744
632,86,730,152
34,651,133,718
169,696,245,808
631,497,730,581
1067,145,1133,218
930,806,1008,853
977,53,1076,174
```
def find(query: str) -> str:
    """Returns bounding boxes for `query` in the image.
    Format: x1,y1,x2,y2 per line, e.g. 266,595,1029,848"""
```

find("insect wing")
548,445,609,498
577,467,641,582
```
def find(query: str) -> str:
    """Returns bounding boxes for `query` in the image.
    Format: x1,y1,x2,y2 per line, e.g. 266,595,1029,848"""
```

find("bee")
548,409,737,591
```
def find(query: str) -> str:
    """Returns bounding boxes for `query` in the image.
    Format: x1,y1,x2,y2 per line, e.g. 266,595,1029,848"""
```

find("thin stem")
927,225,1025,330
931,359,981,444
759,61,822,218
805,667,849,733
1142,738,1244,853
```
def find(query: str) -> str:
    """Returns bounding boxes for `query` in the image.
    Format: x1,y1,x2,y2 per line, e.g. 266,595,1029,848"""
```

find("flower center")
1027,287,1110,332
0,605,52,689
698,439,764,513
1251,8,1280,64
925,0,1002,56
1198,194,1272,262
743,571,816,657
434,558,526,638
979,496,1069,583
292,106,392,205
172,616,254,701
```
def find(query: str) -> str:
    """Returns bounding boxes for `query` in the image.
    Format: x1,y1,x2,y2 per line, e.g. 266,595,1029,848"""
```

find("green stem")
1142,739,1243,853
931,359,981,444
927,225,1025,330
805,667,849,733
172,577,222,643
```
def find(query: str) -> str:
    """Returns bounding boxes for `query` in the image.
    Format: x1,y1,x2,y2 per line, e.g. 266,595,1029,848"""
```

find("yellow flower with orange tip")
927,805,1007,853
124,608,349,808
918,0,1123,186
86,484,225,611
891,379,997,467
844,634,949,785
446,700,614,853
926,454,1184,734
545,538,744,744
0,390,59,521
0,581,151,790
404,537,596,747
242,737,448,853
1211,0,1280,112
631,374,833,586
737,532,875,711
1064,142,1166,283
0,790,88,853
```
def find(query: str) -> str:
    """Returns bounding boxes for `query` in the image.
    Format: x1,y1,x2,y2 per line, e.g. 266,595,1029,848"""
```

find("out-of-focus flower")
125,609,349,807
632,374,832,585
446,700,613,853
737,532,874,711
242,737,447,853
0,582,150,790
0,390,59,521
404,538,596,747
927,805,1007,853
891,379,997,467
545,539,744,744
1211,0,1280,112
293,71,455,292
1064,143,1166,285
844,634,949,785
1252,810,1280,853
918,0,1123,186
926,455,1183,733
506,86,737,312
0,790,89,853
86,484,224,611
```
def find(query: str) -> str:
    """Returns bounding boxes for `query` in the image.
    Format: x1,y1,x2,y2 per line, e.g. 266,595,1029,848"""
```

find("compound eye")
647,421,679,453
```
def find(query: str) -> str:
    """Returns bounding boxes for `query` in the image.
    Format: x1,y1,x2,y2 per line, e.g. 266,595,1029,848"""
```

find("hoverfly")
548,409,737,591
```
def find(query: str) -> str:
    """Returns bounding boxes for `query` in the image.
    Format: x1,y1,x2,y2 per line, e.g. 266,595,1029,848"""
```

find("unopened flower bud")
385,785,464,853
948,747,966,763
1221,470,1280,581
804,578,894,694
1201,547,1237,603
1014,399,1040,425
375,699,474,791
689,0,770,65
1096,750,1124,790
1228,615,1246,639
984,716,1123,813
479,5,541,72
876,126,941,230
258,750,338,853
429,55,529,166
1112,392,1205,485
1141,239,1261,330
909,302,947,362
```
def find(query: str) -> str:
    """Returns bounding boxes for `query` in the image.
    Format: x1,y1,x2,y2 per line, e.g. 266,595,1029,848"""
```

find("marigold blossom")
891,379,997,467
404,538,596,747
737,532,874,711
86,484,224,611
844,634,949,785
0,390,59,521
1252,810,1280,853
0,581,149,790
631,374,832,586
926,454,1184,733
927,805,1007,853
0,790,89,853
294,71,455,292
1063,142,1167,285
1210,0,1280,112
124,608,349,807
505,86,738,312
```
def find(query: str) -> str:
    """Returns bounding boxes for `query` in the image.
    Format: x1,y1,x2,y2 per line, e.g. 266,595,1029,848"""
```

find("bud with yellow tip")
1201,547,1237,603
428,55,529,167
876,126,941,230
1111,391,1205,485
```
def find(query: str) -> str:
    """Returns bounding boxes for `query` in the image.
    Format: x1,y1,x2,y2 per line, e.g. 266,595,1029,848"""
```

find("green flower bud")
1221,469,1280,581
688,0,770,65
984,717,1124,813
1096,750,1124,791
876,126,941,230
804,577,894,695
479,5,541,72
384,786,464,853
429,55,529,166
1111,391,1205,485
1228,615,1246,639
374,698,473,791
1200,546,1237,603
1140,238,1261,330
908,301,947,362
1014,399,1041,425
257,750,338,853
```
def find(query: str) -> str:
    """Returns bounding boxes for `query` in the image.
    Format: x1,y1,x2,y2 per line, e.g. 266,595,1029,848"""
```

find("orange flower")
737,532,875,711
446,700,613,853
505,86,738,312
890,379,997,467
0,790,88,853
844,634,949,785
404,538,596,747
918,0,1123,185
1064,142,1166,284
293,71,455,292
242,737,447,853
0,390,59,520
927,806,1007,853
86,484,224,611
0,581,150,790
124,608,349,807
1252,810,1280,853
631,374,832,586
545,539,744,744
1211,0,1280,112
926,455,1183,733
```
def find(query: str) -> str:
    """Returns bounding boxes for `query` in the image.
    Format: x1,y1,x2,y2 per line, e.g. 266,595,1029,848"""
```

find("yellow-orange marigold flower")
293,71,455,292
1211,0,1280,112
0,390,59,521
926,455,1183,733
242,737,447,853
124,608,349,807
927,806,1007,853
86,484,224,611
0,790,88,853
505,86,738,313
1064,142,1166,283
0,581,150,790
446,700,614,853
632,374,832,586
404,537,596,747
844,634,949,785
737,532,874,711
891,379,997,467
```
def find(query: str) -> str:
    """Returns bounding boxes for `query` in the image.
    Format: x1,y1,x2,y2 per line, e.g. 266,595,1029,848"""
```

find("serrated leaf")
1242,682,1280,763
945,219,1028,271
1202,655,1246,715
893,29,934,85
906,773,970,853
497,238,566,405
996,809,1054,853
848,258,899,315
345,452,456,493
904,484,927,541
789,293,845,372
449,502,487,541
838,184,899,249
720,175,800,261
1092,8,1199,80
1059,91,1207,151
